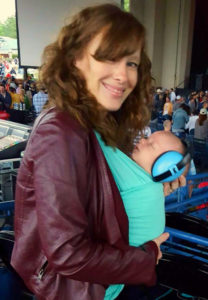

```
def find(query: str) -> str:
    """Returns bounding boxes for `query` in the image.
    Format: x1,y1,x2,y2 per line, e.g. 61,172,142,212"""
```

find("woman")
188,93,198,113
11,4,181,300
162,95,173,120
194,108,208,140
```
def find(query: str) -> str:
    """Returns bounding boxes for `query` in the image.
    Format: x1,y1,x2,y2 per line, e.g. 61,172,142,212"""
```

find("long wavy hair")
40,4,152,152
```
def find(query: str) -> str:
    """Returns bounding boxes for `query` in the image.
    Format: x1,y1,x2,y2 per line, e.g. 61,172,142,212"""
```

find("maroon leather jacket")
11,108,158,300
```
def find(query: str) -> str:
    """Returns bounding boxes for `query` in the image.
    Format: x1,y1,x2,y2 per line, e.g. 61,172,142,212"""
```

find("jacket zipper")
38,261,48,280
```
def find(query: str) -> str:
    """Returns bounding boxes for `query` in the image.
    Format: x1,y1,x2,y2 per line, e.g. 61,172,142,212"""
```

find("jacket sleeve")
31,119,158,286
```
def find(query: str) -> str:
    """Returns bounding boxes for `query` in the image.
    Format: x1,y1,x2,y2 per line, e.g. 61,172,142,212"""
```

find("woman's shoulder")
32,107,89,141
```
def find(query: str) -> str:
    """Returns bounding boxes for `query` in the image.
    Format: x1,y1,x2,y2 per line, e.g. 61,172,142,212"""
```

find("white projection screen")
16,0,121,68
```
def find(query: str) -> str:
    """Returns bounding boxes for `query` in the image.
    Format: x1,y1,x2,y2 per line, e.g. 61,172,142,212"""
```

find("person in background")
198,90,204,103
155,88,165,115
188,92,198,113
185,110,198,135
172,103,190,138
170,88,176,103
163,118,195,198
19,88,31,110
173,95,184,112
29,82,37,97
32,83,48,116
11,4,182,300
0,83,12,110
162,95,173,120
194,108,208,140
198,97,208,112
163,119,172,132
25,82,36,105
162,89,169,104
9,87,21,109
24,75,33,91
16,82,23,94
202,100,208,110
9,76,17,89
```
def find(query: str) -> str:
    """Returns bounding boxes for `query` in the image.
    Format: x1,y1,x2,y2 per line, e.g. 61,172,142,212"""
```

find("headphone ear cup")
152,151,185,183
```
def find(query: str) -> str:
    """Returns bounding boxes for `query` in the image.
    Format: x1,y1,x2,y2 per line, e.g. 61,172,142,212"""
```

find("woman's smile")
102,82,125,97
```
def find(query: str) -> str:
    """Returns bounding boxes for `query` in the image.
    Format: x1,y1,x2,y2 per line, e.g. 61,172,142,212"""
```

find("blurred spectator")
24,75,33,91
185,110,198,135
198,97,208,111
0,83,12,110
10,67,16,75
19,89,31,110
173,95,184,112
155,88,165,113
152,88,161,119
188,92,198,113
198,90,204,103
16,83,23,94
172,103,190,138
9,87,21,109
163,119,172,132
194,108,208,140
162,89,169,103
33,84,48,116
28,82,37,98
162,96,173,120
0,61,5,76
170,88,176,103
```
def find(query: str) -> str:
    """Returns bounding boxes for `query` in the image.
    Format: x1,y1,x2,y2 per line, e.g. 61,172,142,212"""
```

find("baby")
96,130,188,247
132,130,187,179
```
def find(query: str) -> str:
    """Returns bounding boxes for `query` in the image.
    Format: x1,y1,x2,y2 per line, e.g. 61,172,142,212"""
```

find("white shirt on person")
170,91,176,103
185,115,198,132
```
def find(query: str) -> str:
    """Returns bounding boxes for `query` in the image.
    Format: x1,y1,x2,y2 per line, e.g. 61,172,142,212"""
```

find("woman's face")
75,33,141,111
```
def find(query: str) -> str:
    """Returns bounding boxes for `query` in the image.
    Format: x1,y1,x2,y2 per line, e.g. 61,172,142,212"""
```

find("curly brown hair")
40,4,152,152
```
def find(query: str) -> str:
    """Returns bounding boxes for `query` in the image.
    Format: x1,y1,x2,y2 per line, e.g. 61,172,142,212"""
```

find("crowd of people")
152,88,208,141
0,58,19,78
0,74,48,122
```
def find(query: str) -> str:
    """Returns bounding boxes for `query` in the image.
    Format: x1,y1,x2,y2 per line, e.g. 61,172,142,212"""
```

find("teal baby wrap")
95,132,165,300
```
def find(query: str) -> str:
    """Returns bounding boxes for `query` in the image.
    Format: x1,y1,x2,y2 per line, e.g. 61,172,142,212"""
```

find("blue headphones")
151,148,191,183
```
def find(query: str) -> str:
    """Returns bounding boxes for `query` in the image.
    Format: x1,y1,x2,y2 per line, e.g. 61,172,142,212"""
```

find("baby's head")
132,131,185,175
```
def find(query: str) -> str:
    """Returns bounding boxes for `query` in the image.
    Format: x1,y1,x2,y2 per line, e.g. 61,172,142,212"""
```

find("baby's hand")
163,175,186,196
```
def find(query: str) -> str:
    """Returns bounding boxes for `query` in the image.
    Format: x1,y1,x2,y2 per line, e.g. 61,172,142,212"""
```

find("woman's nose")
113,61,128,83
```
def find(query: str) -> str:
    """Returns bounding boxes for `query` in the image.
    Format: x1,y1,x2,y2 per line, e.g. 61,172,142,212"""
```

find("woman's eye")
127,62,139,68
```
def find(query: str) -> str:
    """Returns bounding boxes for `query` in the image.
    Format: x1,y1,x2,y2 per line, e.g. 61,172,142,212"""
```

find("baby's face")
132,131,183,174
